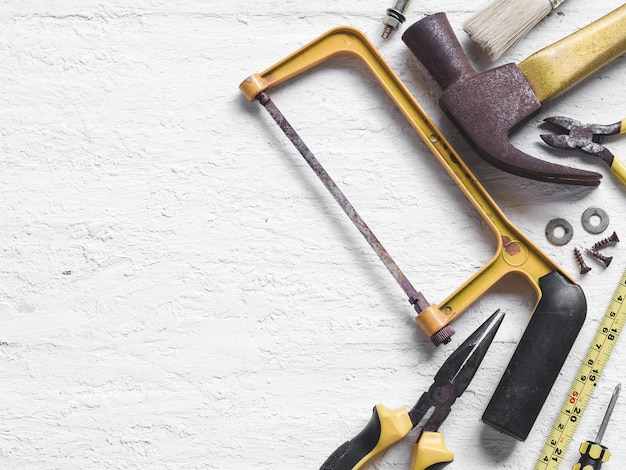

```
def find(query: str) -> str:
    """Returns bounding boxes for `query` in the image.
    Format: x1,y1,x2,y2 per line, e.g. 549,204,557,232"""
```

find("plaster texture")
1,1,625,469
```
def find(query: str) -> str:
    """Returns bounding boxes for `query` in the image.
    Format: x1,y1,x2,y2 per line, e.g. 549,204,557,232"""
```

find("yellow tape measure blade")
534,269,626,470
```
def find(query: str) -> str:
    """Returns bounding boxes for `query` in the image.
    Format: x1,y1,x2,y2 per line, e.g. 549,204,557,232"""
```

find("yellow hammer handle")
519,4,626,102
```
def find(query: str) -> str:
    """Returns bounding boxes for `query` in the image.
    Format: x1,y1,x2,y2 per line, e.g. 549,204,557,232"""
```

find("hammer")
402,5,626,186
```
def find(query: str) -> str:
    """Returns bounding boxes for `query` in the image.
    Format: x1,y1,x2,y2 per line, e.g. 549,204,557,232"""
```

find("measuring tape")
534,268,626,470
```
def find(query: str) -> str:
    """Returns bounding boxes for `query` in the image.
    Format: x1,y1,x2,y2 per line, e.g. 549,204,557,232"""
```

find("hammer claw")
498,154,602,186
480,132,601,185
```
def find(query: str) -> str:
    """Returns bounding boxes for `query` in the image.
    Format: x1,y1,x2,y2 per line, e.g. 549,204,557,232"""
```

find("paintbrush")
464,0,567,60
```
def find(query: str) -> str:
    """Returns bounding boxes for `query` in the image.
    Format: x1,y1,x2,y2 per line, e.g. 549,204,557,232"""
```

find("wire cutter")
319,310,504,470
540,116,626,186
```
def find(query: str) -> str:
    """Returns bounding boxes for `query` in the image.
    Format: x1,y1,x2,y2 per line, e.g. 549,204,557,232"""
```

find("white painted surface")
1,1,625,468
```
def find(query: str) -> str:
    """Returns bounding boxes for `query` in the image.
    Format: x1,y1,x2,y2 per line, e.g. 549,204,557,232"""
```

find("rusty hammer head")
402,13,602,186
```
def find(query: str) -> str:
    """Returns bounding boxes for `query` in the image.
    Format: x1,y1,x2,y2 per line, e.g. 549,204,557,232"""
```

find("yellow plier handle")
611,154,626,186
318,310,504,470
411,433,454,470
319,404,412,470
611,118,626,185
319,404,453,470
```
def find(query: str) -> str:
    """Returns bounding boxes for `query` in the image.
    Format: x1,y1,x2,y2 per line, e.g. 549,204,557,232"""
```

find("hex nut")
382,15,403,30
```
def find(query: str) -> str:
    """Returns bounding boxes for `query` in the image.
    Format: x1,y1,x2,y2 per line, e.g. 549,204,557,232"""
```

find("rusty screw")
591,231,620,250
574,248,592,274
587,249,613,268
382,0,411,39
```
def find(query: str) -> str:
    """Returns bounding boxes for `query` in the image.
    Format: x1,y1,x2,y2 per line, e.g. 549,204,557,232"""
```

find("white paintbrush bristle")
464,0,554,60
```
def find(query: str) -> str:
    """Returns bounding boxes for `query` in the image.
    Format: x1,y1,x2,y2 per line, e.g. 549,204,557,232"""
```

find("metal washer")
545,218,574,246
581,207,609,234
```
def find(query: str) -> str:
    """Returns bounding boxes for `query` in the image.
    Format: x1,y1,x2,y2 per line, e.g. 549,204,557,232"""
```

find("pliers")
319,310,504,470
540,116,626,186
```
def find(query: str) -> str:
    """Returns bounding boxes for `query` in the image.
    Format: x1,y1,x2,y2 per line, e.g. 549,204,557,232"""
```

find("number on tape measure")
534,269,626,470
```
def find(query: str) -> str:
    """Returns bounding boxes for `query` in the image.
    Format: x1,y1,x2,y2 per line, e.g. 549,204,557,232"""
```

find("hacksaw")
240,27,586,441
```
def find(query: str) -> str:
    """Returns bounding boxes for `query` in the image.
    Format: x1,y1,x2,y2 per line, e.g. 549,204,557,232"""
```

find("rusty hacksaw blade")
256,91,431,318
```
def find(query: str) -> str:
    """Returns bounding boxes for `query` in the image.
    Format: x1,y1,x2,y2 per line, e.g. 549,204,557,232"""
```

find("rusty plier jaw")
541,116,622,167
407,310,505,432
543,116,622,139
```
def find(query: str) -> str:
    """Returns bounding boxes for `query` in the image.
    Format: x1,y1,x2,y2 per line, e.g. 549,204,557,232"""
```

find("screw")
574,248,591,274
382,0,411,39
592,231,620,250
587,249,613,268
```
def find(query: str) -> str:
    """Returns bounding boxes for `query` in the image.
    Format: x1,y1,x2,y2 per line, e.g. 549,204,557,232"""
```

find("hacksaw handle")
481,271,586,441
519,4,626,102
402,12,476,92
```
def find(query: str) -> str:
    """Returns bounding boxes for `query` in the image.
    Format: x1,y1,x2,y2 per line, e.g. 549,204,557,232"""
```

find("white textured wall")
1,1,625,468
